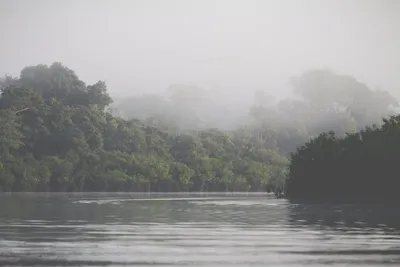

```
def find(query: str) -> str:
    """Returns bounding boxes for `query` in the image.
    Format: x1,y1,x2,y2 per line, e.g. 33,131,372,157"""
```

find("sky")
1,0,399,103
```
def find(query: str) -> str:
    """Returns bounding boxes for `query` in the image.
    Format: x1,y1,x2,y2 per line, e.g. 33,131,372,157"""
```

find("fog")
1,0,399,94
1,0,400,131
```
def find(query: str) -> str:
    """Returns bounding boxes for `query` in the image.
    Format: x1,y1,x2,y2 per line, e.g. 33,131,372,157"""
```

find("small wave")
191,200,280,206
73,197,230,204
72,199,127,205
0,259,176,266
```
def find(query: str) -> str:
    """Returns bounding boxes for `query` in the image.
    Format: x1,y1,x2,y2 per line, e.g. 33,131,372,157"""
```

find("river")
0,193,399,266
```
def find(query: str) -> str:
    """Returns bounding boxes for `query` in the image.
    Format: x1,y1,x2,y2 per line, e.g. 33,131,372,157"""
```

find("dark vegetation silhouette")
283,71,400,202
286,117,400,202
0,63,397,196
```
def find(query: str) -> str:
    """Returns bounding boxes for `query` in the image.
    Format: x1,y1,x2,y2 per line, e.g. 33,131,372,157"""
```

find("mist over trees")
113,84,250,133
0,62,397,195
0,63,287,192
116,69,398,155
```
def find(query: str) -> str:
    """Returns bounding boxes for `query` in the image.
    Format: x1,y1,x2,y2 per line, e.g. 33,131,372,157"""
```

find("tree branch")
14,108,31,115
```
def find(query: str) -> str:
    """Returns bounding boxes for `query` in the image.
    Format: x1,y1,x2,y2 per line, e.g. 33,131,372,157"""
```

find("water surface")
0,193,399,266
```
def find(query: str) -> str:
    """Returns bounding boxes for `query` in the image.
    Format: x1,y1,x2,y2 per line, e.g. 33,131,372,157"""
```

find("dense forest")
0,63,288,192
286,116,400,202
0,63,397,195
116,69,398,155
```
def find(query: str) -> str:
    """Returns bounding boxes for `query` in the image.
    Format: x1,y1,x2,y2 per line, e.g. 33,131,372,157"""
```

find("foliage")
0,63,287,192
3,64,393,196
286,115,400,201
115,69,397,158
249,70,397,155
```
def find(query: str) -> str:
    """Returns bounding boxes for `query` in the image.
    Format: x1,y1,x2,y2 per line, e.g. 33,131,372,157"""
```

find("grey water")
0,193,399,266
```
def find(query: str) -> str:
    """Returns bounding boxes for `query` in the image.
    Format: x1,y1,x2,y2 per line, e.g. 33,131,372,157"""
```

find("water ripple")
0,193,399,266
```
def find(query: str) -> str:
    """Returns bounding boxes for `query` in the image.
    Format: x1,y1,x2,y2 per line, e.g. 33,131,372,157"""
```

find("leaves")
0,63,288,193
286,114,400,201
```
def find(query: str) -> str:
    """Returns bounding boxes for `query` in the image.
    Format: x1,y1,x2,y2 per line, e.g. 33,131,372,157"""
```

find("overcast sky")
1,0,399,102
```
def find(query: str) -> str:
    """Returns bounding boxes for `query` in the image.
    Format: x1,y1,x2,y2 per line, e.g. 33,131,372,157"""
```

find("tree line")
0,63,287,192
116,69,398,157
286,115,400,202
281,71,400,202
1,63,397,197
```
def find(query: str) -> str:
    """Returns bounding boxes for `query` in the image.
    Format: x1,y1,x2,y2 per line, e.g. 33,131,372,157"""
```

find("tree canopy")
248,69,397,155
0,63,287,192
0,64,396,198
286,116,400,202
115,69,397,157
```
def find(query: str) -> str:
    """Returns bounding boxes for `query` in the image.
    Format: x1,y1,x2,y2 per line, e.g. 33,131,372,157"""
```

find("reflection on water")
0,193,399,266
